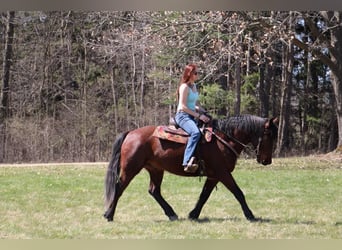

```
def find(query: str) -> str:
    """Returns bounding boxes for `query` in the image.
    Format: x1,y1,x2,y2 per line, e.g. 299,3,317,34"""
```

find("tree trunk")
327,12,342,150
302,53,309,152
1,11,15,120
140,42,145,125
292,11,342,151
0,11,15,163
82,33,88,161
234,57,241,115
168,66,172,120
130,20,138,127
330,71,342,151
276,40,294,157
153,63,158,124
111,65,118,136
258,53,268,117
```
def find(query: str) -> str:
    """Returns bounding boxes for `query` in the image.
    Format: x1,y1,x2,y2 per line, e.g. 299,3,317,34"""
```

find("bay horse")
104,114,278,222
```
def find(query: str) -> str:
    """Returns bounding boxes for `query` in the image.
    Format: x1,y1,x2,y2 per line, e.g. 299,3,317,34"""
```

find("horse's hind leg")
147,168,178,221
188,178,218,220
104,182,121,221
104,166,143,222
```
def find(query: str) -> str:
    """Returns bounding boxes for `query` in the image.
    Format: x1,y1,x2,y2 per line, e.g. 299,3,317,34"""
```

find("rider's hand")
199,114,210,123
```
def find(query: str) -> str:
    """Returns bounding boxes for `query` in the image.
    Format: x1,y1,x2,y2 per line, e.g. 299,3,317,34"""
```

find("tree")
0,11,340,163
0,11,15,162
276,38,294,156
292,11,342,151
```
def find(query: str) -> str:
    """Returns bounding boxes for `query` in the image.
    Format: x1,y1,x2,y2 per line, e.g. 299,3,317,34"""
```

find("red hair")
180,63,197,84
176,63,197,99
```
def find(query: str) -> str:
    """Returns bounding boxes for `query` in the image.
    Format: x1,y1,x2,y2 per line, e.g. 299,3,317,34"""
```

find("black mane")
214,114,267,136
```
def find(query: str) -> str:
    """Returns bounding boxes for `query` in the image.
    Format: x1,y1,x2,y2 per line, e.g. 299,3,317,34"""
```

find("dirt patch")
0,162,107,168
309,151,342,164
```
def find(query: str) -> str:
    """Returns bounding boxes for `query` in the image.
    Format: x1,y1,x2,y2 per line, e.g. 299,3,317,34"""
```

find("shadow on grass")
166,216,319,226
148,208,334,226
186,216,273,223
127,217,342,228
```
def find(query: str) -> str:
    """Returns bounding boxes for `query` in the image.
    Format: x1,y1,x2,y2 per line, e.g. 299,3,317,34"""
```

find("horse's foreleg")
147,168,178,221
188,178,218,220
220,173,256,221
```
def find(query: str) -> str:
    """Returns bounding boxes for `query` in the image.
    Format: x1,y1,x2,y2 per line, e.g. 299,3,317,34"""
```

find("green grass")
0,157,341,239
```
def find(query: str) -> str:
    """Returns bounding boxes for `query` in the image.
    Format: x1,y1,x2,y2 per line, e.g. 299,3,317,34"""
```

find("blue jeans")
175,112,201,166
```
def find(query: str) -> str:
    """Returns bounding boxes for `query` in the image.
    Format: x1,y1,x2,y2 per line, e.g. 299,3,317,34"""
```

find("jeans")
175,112,201,166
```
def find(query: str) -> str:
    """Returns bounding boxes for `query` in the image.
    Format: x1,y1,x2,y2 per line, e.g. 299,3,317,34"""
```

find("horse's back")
121,125,157,149
120,125,187,172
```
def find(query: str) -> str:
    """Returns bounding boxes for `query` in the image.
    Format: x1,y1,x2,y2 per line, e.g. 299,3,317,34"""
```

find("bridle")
207,122,273,159
256,125,273,159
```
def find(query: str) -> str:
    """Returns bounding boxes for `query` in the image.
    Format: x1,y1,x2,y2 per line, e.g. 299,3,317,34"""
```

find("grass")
0,156,341,239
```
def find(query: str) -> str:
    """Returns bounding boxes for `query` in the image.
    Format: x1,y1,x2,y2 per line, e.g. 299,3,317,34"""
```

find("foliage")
241,73,259,114
199,83,233,118
0,11,341,162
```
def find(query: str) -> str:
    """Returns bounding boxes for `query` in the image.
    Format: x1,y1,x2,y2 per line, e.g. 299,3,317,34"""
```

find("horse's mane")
214,114,266,136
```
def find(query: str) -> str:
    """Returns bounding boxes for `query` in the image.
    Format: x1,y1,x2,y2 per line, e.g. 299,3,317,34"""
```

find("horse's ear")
265,117,279,129
271,117,279,127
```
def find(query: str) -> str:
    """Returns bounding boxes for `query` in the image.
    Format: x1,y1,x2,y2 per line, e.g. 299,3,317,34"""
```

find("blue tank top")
181,83,199,111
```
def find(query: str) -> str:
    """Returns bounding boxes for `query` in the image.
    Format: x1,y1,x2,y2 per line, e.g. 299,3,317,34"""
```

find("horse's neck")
230,130,252,149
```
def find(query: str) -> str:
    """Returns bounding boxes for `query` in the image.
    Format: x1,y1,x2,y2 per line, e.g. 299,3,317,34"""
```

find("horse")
104,114,278,222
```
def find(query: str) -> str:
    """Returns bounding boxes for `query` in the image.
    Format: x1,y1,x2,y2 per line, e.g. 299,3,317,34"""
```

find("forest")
0,11,342,163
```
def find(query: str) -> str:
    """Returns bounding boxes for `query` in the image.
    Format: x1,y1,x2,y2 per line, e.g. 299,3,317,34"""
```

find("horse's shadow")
191,216,273,224
158,216,322,225
154,216,273,224
194,217,322,226
155,216,342,228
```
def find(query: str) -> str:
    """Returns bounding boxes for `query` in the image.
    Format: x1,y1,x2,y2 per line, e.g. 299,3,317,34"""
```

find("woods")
0,11,341,163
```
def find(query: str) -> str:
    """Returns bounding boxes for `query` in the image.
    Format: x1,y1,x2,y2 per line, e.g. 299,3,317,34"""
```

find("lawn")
0,155,341,239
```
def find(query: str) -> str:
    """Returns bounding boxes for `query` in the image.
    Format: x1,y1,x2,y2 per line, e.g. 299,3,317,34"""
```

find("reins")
206,128,240,157
205,116,269,159
209,125,268,160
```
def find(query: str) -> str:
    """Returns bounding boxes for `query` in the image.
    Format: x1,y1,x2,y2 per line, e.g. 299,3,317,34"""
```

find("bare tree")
276,39,294,156
292,11,342,151
0,11,15,162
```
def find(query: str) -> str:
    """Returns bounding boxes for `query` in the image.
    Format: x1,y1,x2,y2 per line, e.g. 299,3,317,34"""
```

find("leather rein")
206,129,243,158
206,127,267,159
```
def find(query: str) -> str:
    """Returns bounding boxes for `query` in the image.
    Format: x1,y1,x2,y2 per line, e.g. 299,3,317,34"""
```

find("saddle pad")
152,126,189,144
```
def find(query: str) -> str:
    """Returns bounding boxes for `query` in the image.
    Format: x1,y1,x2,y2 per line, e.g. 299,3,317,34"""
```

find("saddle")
152,125,189,144
152,117,213,144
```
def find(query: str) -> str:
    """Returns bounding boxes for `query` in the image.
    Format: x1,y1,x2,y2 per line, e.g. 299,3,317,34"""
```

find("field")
0,155,341,239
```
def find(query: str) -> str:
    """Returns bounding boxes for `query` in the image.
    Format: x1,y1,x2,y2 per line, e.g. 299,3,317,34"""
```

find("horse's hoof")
169,215,178,221
188,216,199,221
103,213,113,222
105,216,113,222
188,211,199,220
247,216,258,222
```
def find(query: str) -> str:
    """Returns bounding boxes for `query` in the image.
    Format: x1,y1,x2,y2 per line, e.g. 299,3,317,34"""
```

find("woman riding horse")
104,114,278,222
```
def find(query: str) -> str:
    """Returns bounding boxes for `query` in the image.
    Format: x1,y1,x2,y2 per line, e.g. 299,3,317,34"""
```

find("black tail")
104,131,129,209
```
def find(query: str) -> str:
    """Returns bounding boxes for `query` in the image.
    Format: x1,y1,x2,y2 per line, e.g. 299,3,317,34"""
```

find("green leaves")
199,83,232,118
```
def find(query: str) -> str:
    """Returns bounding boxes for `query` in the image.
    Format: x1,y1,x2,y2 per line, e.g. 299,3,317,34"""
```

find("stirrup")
183,157,198,173
184,164,199,173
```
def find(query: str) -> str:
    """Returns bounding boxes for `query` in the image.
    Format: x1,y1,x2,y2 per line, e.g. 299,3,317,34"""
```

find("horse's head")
215,115,279,165
255,117,278,165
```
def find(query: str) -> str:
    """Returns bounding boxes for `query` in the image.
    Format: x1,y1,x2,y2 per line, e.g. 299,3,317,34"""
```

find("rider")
175,63,210,173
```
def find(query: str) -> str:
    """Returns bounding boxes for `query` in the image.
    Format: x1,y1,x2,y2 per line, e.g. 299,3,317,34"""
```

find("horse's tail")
104,131,129,209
